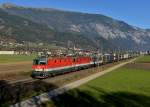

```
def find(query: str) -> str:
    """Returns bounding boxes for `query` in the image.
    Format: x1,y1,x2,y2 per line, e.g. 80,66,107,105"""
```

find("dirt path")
11,58,136,107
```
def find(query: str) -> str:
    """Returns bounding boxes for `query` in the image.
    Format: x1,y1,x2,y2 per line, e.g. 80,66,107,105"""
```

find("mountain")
0,5,99,49
0,3,150,51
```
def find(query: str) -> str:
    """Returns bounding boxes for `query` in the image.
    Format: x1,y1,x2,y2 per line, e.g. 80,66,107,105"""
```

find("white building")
0,51,15,55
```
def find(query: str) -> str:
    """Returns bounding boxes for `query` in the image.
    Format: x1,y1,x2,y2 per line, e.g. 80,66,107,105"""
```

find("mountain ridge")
0,3,150,50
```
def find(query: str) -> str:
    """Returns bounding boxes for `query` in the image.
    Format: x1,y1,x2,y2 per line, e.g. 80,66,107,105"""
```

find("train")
31,52,138,78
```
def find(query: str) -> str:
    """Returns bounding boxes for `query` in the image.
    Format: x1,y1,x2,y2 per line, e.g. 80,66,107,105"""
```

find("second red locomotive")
32,56,100,78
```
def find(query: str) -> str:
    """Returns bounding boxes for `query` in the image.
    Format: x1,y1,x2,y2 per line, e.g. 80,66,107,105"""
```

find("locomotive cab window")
39,60,47,65
33,57,47,65
39,58,47,65
33,59,39,65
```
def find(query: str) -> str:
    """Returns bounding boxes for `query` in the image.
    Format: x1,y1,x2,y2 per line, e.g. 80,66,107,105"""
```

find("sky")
0,0,150,29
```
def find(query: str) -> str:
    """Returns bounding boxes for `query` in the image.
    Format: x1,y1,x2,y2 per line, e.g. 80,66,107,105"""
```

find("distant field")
136,55,150,63
0,54,36,63
48,57,150,107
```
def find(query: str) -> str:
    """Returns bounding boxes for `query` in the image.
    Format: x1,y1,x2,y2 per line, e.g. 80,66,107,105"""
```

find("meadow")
47,56,150,107
136,55,150,63
0,54,36,63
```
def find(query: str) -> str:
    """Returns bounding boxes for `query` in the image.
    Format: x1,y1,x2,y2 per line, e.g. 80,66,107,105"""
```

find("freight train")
31,53,138,78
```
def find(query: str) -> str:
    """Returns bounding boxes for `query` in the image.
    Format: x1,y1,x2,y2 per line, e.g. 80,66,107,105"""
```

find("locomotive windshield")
33,59,39,65
33,56,47,65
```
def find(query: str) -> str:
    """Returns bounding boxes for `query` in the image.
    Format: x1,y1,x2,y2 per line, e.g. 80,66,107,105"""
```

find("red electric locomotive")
32,56,95,78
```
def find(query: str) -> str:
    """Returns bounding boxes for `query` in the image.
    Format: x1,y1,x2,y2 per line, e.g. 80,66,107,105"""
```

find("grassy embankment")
46,55,150,107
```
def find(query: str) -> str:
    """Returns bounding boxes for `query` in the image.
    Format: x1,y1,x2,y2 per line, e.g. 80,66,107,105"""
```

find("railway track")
1,59,130,87
7,78,35,85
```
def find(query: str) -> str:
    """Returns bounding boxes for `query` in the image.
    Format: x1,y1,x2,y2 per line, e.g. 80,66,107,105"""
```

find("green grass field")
48,56,150,107
136,55,150,63
0,54,36,63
